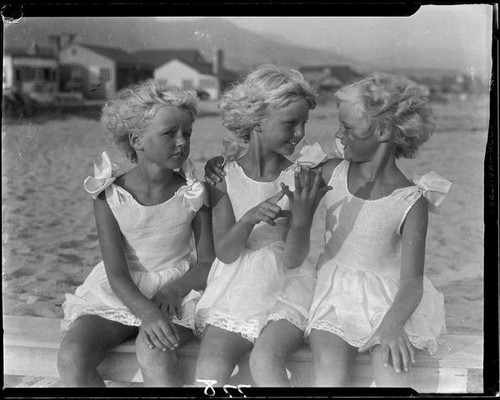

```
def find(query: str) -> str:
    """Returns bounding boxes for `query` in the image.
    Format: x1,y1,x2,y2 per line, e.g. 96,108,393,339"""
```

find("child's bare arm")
282,168,331,269
93,194,179,350
359,197,428,372
210,179,287,264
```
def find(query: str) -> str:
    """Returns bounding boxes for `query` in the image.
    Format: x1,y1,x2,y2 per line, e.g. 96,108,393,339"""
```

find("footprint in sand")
60,240,84,249
58,253,84,263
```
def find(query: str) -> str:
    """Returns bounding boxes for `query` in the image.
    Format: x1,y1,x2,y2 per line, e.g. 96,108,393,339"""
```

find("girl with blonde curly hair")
58,80,214,386
195,64,331,387
298,72,451,387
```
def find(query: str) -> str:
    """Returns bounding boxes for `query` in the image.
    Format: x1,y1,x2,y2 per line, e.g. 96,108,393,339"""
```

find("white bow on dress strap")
83,151,119,199
412,171,452,213
296,142,332,167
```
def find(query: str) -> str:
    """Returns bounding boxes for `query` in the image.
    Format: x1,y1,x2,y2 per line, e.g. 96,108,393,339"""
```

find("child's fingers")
155,324,178,350
406,341,416,364
215,165,226,176
294,170,302,193
277,210,291,218
280,183,293,199
266,188,287,204
382,345,390,368
399,343,410,372
311,168,324,192
140,329,155,350
299,167,311,191
390,344,401,373
260,209,280,222
147,329,169,351
204,175,216,186
175,302,182,320
168,318,181,342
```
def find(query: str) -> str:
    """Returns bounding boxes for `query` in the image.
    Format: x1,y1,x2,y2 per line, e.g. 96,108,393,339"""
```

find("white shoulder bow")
83,152,119,199
413,171,452,213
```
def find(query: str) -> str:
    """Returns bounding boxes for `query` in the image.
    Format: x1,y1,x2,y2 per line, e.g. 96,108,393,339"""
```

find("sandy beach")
2,96,488,335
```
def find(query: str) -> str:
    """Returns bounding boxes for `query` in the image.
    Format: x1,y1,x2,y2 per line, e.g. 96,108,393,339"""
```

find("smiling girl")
194,64,330,387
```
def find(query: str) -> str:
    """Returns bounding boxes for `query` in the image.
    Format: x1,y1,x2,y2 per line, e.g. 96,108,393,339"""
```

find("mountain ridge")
3,17,375,73
4,17,467,79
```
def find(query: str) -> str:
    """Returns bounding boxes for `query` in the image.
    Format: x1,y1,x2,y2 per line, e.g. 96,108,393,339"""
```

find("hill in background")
5,16,483,90
4,17,361,73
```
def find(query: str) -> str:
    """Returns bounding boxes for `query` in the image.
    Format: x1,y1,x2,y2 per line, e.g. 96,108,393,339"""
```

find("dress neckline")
233,160,295,184
112,181,189,208
344,161,416,202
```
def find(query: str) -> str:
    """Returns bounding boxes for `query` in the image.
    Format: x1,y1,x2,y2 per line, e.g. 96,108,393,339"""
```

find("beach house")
299,65,363,102
58,41,154,100
3,45,59,104
133,48,239,100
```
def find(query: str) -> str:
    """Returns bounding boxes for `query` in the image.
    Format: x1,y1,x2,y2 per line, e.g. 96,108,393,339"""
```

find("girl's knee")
135,336,178,369
58,337,96,377
250,343,287,370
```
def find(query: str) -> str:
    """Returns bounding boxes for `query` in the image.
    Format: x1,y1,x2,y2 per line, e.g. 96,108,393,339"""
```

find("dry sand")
2,96,488,335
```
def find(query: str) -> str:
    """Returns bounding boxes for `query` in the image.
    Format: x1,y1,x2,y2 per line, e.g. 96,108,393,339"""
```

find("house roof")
132,49,208,68
4,46,58,60
77,43,154,69
133,49,240,81
299,64,363,84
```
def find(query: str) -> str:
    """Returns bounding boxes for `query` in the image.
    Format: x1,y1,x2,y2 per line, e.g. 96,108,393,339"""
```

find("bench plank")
3,315,483,392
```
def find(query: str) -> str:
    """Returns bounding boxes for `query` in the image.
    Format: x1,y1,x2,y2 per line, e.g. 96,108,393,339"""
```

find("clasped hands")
137,284,184,352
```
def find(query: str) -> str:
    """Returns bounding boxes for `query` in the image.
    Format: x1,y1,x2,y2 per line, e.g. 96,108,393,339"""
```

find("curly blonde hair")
219,64,318,141
101,79,198,163
335,73,435,158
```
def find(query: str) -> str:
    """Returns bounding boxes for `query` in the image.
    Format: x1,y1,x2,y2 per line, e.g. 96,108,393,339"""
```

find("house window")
99,67,111,82
182,79,194,90
14,69,21,82
43,68,51,81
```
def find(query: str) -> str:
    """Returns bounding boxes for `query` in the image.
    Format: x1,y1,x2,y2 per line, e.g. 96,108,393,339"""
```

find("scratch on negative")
1,6,23,27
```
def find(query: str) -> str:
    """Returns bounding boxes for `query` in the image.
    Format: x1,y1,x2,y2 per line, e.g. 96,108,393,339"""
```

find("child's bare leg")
370,345,413,387
249,319,302,387
57,315,138,387
136,325,194,386
195,325,253,386
309,329,357,387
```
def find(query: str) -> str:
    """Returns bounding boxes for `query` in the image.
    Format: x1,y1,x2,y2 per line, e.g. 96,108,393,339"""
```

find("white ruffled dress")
304,151,451,355
195,159,317,343
61,152,208,332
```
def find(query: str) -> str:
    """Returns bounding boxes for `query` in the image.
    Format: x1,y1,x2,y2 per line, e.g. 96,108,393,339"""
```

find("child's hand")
241,189,289,227
153,284,183,320
138,307,180,351
282,167,332,227
358,321,416,374
204,156,225,186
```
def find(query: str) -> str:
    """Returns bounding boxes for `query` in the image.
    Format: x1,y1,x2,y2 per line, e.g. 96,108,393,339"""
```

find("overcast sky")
221,4,493,78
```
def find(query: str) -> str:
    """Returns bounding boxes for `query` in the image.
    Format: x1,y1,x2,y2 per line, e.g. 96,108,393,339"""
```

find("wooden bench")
3,315,483,392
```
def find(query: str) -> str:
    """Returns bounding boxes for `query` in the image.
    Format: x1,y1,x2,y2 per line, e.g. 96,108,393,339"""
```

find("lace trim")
62,308,195,333
196,313,261,343
307,319,367,347
267,310,306,331
61,308,142,331
307,320,439,354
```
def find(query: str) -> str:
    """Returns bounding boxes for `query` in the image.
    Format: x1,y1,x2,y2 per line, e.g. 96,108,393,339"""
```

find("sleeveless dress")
305,156,451,355
61,152,208,332
195,159,317,342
